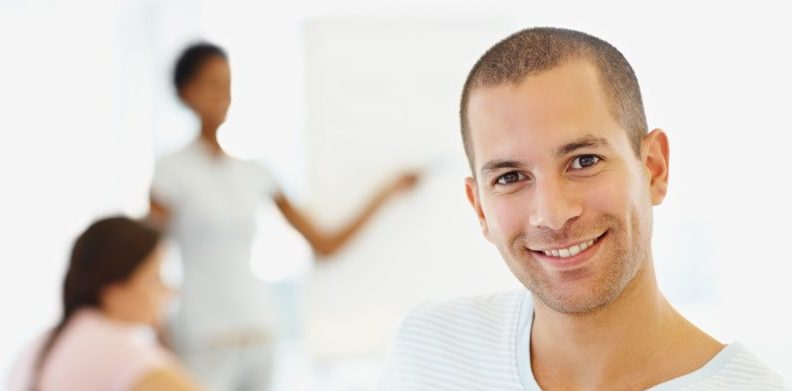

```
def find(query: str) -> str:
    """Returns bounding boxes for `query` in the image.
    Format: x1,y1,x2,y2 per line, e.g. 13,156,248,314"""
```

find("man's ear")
641,129,670,205
465,177,491,241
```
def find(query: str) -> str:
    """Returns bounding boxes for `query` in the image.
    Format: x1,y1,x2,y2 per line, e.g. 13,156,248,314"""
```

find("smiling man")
379,27,786,390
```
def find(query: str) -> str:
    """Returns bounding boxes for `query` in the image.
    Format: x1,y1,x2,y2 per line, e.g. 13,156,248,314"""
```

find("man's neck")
530,262,723,390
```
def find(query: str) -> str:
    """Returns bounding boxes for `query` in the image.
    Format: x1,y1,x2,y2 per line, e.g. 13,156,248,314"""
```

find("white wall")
300,18,522,359
1,0,790,387
297,3,792,378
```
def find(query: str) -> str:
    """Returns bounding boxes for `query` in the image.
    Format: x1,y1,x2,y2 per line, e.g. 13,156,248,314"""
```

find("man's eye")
495,171,525,185
570,155,601,170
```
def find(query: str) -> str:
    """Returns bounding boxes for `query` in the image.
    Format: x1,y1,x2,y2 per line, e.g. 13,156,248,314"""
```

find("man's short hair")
460,27,648,173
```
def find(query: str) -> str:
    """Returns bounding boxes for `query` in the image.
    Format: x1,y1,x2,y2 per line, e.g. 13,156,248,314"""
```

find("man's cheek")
489,203,526,242
585,179,628,212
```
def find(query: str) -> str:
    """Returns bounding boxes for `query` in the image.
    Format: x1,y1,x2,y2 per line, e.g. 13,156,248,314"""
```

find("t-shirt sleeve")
150,159,180,207
377,303,432,391
253,162,281,198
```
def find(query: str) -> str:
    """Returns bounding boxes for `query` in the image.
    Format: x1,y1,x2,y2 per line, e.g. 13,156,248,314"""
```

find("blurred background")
1,0,790,389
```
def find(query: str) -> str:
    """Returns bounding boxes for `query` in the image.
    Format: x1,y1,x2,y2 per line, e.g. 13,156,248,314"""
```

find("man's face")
465,59,669,314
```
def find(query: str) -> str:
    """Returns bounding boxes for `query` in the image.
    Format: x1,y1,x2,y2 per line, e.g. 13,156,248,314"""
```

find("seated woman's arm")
133,366,205,391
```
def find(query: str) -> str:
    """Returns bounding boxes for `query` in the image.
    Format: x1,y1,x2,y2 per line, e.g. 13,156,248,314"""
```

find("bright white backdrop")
1,1,790,389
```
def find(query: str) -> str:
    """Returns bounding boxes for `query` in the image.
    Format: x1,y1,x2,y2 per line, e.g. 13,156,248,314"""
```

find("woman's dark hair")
173,42,227,96
30,216,161,390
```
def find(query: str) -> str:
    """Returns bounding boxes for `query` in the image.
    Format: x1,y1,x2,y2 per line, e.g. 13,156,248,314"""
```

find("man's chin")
528,281,620,315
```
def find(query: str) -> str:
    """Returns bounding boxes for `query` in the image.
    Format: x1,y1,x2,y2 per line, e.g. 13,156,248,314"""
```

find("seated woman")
8,216,203,391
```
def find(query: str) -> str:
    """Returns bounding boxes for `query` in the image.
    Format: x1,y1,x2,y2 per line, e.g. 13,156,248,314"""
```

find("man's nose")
527,176,583,231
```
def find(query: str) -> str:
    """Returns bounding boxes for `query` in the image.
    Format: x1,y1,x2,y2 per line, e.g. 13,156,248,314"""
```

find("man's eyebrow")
478,135,612,177
480,159,525,177
557,135,612,157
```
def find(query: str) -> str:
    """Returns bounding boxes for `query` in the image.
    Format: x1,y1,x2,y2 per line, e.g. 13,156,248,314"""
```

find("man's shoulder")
655,342,787,391
694,342,786,390
380,290,531,390
401,290,529,326
392,290,530,354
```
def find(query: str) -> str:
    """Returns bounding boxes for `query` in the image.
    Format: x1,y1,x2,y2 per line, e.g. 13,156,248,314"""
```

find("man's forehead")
468,61,607,119
466,61,622,170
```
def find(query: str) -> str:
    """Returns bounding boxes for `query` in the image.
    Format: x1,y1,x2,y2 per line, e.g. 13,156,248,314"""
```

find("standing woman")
150,43,417,391
8,216,203,391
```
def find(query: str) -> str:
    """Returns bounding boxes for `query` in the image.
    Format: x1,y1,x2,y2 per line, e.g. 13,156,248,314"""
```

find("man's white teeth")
543,239,595,258
568,245,580,256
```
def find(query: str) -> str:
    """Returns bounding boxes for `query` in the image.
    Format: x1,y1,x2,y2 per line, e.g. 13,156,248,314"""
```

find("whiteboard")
300,18,523,358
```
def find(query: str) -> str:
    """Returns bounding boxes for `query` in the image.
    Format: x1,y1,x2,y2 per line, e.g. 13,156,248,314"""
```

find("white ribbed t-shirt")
380,291,786,391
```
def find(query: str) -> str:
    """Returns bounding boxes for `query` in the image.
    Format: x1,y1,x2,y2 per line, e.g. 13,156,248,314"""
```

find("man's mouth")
529,232,606,259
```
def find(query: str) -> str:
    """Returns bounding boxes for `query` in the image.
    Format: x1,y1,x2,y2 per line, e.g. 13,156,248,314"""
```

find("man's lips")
527,231,607,259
